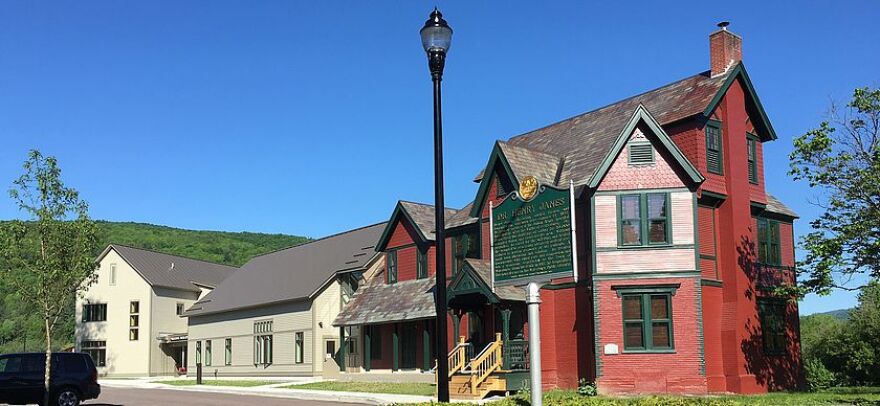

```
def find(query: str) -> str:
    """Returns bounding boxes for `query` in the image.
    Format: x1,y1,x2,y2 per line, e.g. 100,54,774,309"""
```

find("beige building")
75,244,237,377
183,223,385,377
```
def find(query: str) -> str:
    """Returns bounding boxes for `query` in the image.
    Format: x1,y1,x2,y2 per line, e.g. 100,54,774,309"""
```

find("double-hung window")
706,121,723,174
747,136,758,183
756,217,781,265
196,341,202,364
416,247,428,279
758,298,787,355
621,292,674,351
619,193,670,246
386,250,398,284
205,340,212,366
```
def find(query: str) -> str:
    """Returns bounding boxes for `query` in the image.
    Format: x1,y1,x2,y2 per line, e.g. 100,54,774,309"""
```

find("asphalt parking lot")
70,386,364,406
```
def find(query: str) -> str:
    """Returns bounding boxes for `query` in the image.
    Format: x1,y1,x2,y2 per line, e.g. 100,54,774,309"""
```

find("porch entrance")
445,259,530,399
400,323,419,369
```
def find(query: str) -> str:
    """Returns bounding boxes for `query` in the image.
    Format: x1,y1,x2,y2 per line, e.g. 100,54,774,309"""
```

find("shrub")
804,357,837,392
577,379,597,397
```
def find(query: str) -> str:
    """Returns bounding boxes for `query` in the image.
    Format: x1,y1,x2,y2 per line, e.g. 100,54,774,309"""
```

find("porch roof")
462,259,526,302
333,278,436,326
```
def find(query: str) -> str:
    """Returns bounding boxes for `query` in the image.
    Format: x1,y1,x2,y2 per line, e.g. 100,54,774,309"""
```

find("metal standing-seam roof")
184,222,385,317
102,244,237,293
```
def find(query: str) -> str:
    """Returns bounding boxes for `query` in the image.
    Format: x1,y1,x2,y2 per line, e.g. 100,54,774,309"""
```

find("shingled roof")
100,244,237,293
398,201,460,241
481,69,732,187
765,194,799,219
333,278,436,326
185,223,385,317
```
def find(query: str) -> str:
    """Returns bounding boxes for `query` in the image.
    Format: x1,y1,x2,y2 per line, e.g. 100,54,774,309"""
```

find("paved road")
80,386,363,406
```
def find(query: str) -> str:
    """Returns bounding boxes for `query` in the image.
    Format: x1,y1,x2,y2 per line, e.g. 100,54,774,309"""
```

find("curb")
100,381,435,405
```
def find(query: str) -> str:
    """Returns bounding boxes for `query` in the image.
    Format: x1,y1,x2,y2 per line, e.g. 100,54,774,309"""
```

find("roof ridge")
109,243,238,269
246,221,387,260
507,70,715,144
399,200,461,212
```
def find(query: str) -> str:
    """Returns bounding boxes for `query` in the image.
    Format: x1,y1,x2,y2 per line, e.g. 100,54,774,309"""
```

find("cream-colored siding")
150,287,199,375
76,247,205,377
187,300,315,376
76,249,153,377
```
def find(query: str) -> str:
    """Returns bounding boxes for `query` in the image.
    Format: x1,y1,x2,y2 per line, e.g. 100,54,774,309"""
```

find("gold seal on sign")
518,176,538,201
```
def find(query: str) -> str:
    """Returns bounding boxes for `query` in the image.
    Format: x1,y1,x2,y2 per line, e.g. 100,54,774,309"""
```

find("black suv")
0,352,100,406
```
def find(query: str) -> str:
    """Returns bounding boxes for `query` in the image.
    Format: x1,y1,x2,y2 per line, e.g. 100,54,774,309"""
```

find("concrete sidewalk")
99,378,436,405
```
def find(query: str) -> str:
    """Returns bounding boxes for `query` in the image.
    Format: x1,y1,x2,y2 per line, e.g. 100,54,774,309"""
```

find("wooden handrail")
447,336,468,377
468,333,503,394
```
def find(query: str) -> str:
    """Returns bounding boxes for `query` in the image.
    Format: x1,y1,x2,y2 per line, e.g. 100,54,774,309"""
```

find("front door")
400,323,418,369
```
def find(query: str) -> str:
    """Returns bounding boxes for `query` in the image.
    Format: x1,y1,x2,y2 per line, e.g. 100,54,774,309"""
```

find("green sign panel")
492,184,574,287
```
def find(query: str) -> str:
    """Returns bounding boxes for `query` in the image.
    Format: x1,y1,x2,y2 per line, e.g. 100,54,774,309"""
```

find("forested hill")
96,221,311,266
0,220,309,353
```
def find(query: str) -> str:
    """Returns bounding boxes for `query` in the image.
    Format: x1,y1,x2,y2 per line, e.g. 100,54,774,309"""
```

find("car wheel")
54,388,80,406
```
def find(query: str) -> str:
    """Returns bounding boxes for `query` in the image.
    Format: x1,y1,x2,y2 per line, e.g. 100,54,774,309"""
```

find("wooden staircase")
440,333,507,400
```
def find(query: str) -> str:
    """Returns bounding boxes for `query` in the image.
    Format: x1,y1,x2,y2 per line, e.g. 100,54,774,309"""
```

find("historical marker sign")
491,178,576,287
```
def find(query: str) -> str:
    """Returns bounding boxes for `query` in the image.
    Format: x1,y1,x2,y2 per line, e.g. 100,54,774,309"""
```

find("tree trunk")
44,315,52,406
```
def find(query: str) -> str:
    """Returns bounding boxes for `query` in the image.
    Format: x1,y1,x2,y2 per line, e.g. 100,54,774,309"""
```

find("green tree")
0,150,99,406
789,87,880,295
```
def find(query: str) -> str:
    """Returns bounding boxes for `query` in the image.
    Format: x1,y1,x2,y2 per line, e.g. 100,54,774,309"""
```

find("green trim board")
594,187,690,195
587,104,705,189
702,63,778,141
376,202,430,252
447,261,501,304
596,244,694,252
594,270,700,280
470,142,519,218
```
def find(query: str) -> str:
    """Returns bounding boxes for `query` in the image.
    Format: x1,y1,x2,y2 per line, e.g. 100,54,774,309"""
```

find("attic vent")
628,143,654,165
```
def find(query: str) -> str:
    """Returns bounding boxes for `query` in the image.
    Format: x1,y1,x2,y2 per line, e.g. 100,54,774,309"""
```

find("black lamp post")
420,8,452,403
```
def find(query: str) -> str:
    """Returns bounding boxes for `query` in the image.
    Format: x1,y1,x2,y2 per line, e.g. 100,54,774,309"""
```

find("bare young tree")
0,150,98,406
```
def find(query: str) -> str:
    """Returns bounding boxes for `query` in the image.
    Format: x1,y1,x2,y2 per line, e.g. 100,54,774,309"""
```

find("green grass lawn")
160,379,275,387
401,387,880,405
285,381,436,397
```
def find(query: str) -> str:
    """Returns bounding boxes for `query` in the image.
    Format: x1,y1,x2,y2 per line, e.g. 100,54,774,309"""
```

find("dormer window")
386,250,398,284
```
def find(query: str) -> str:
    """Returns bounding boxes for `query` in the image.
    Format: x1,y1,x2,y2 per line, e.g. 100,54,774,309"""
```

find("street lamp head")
420,8,453,54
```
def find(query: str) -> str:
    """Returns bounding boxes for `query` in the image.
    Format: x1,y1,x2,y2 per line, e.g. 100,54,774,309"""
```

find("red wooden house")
334,25,801,398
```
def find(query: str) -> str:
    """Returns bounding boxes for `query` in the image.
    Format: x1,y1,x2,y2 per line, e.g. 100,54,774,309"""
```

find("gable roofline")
95,243,236,292
703,63,777,141
469,141,519,218
307,250,383,301
376,202,431,252
587,105,705,189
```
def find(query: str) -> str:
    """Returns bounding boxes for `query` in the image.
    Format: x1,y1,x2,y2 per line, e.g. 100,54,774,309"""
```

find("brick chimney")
709,21,742,77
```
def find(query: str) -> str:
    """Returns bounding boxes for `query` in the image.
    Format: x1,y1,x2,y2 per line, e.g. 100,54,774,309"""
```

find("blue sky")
1,1,877,314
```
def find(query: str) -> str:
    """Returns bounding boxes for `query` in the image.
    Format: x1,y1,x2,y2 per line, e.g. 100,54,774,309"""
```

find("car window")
0,356,22,373
22,355,45,373
57,354,87,373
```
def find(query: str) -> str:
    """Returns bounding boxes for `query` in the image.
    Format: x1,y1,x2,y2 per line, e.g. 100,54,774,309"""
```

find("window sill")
622,349,676,354
615,244,674,250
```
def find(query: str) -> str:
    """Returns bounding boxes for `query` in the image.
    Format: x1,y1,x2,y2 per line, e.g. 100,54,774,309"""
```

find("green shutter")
747,136,758,183
706,121,723,175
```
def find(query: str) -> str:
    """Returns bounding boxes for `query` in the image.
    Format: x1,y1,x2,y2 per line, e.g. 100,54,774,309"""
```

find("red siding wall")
595,277,707,394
